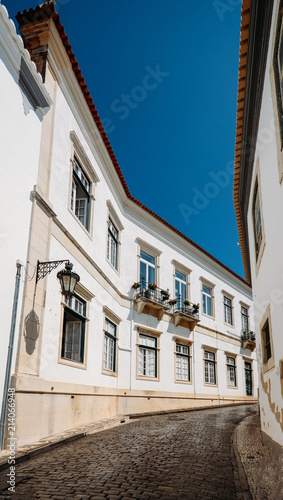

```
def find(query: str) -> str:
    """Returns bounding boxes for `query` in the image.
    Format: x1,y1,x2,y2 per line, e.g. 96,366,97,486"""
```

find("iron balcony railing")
133,281,170,306
170,296,200,320
241,330,256,342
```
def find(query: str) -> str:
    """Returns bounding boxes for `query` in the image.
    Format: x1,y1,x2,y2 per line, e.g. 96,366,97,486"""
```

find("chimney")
16,1,56,82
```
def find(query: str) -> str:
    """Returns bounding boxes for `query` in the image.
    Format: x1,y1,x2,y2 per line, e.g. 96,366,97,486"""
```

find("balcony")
170,297,200,331
241,330,256,351
133,281,170,320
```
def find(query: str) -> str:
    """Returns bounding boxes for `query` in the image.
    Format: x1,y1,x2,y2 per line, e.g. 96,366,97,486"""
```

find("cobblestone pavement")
0,405,256,499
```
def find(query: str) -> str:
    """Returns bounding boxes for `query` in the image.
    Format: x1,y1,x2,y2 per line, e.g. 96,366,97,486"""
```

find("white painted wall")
246,0,283,446
0,4,50,406
36,53,257,401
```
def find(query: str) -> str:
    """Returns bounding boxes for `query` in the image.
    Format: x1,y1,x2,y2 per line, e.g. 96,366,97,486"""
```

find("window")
103,319,117,372
138,334,157,378
252,180,263,261
62,295,86,363
175,270,187,300
202,285,212,316
140,250,156,285
71,156,90,230
262,320,272,364
224,296,233,326
176,344,190,381
107,218,118,269
260,305,275,373
245,361,252,396
241,306,249,332
227,356,236,387
204,350,216,384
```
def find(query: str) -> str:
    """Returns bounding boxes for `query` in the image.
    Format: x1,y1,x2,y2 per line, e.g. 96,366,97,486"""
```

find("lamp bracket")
36,260,70,283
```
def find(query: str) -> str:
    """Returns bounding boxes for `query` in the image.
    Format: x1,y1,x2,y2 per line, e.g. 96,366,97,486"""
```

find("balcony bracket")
173,312,199,331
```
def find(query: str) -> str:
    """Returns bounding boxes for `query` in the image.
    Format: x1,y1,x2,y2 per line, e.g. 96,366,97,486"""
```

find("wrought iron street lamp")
36,259,80,297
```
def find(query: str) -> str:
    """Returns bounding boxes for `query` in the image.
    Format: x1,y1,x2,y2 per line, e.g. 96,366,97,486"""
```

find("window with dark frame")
107,217,118,270
71,156,90,230
241,306,249,332
274,0,283,146
227,356,236,387
204,350,216,384
262,320,272,364
252,180,263,260
62,295,86,363
138,334,157,378
103,319,117,372
224,296,233,325
176,343,190,381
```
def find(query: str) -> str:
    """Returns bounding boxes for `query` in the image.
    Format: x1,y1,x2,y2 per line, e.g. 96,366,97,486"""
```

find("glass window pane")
148,265,155,284
140,261,147,283
140,251,155,264
175,270,186,281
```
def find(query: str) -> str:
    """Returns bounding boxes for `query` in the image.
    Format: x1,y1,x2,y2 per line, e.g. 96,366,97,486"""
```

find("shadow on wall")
24,309,39,355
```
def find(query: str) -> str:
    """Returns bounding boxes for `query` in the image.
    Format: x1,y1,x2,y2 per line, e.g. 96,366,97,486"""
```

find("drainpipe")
0,261,23,450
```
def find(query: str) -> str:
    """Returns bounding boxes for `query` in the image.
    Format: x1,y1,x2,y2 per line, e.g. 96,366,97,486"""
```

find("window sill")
175,379,192,385
224,322,234,329
106,258,120,276
102,369,117,377
136,375,159,382
59,357,87,370
227,385,238,389
202,312,215,320
262,358,275,374
68,208,93,240
204,382,218,387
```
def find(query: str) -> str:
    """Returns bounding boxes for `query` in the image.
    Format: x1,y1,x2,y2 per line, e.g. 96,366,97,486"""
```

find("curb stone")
232,423,252,500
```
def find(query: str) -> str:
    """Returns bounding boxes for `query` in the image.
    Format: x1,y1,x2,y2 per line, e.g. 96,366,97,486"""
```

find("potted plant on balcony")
183,300,190,307
192,303,199,313
161,289,170,300
132,282,140,289
148,283,157,290
169,299,177,306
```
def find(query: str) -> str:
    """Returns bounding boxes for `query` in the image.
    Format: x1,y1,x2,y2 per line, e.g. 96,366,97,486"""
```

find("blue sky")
7,0,244,277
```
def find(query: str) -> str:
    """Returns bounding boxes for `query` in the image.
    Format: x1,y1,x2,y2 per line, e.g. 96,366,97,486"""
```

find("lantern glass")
57,263,80,297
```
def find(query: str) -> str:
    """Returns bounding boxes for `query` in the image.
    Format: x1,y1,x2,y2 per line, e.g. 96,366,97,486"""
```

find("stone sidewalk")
235,412,283,500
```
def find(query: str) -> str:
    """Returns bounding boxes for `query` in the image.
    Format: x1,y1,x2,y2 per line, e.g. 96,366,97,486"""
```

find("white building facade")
1,1,257,448
0,2,51,440
234,0,283,446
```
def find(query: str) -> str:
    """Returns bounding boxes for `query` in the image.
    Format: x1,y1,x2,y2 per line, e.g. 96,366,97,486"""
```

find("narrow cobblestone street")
0,405,256,499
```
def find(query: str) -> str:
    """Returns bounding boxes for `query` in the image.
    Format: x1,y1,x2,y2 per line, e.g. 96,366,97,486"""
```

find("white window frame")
136,238,161,287
172,261,191,302
201,278,215,318
69,131,99,238
226,354,237,388
106,200,124,274
203,346,217,386
103,319,117,373
102,306,121,377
